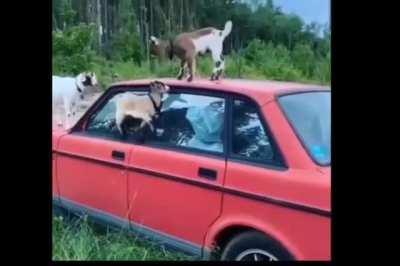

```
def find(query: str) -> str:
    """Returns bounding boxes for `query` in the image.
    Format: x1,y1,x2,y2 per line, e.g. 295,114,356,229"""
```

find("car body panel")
56,134,132,220
126,145,226,246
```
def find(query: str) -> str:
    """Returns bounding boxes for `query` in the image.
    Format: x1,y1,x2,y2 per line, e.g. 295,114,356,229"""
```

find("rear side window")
279,92,331,166
231,98,280,166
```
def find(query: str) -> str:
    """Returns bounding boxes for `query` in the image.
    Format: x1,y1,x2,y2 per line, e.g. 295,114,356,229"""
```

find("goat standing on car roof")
150,21,233,82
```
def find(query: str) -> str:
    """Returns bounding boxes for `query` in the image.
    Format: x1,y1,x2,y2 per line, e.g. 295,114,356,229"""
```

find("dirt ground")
52,92,103,130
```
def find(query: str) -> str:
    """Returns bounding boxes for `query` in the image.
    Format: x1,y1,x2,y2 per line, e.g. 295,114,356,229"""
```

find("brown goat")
150,21,232,82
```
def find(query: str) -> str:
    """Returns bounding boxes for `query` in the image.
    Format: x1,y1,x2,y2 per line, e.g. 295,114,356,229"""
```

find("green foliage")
107,0,143,65
241,39,301,81
292,43,315,77
52,24,96,75
238,39,329,83
51,0,330,86
197,57,214,78
225,50,246,78
111,32,143,65
313,53,331,84
52,216,192,260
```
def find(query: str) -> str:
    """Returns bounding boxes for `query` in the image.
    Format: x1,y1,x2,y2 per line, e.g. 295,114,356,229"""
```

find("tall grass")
75,54,329,92
53,25,330,90
52,215,193,261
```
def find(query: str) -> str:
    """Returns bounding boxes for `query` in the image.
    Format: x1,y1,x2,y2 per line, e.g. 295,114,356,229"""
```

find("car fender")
204,213,303,259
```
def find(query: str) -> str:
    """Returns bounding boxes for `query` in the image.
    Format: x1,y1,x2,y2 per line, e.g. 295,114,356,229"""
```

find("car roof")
110,78,330,105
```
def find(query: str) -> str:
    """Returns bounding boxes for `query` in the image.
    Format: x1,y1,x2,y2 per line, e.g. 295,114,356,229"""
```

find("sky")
274,0,330,26
245,0,330,27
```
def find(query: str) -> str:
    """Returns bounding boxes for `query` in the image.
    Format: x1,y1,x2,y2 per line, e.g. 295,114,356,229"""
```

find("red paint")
127,145,225,245
53,79,331,260
56,134,132,219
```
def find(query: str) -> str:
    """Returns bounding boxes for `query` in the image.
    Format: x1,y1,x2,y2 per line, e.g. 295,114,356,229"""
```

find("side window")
231,98,277,164
149,93,225,154
85,91,148,139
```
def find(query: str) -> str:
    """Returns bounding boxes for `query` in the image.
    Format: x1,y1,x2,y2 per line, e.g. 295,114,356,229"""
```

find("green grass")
52,215,194,261
60,55,329,92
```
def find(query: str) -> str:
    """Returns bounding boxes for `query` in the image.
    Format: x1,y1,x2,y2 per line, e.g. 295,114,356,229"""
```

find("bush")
111,32,143,65
52,24,96,75
291,43,315,78
312,53,331,84
225,50,246,78
197,57,214,78
53,34,330,87
242,40,302,81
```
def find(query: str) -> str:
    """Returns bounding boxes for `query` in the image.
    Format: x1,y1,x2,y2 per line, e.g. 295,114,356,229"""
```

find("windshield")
278,91,331,166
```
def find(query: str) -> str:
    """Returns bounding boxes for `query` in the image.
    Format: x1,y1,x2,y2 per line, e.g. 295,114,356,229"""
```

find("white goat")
52,72,98,128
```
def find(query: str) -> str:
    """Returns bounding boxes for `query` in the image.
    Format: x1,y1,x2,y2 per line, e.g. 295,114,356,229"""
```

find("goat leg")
211,51,224,81
215,69,223,80
187,57,195,82
177,61,186,80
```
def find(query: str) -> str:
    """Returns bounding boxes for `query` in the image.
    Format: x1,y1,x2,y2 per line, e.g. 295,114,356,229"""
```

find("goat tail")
222,20,233,38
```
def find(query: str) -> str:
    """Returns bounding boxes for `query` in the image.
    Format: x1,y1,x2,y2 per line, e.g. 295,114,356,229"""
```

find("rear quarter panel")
206,196,330,260
206,166,331,260
205,97,331,260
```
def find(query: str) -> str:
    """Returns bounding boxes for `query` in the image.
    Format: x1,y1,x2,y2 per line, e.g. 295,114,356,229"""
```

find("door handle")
112,150,125,161
198,167,217,180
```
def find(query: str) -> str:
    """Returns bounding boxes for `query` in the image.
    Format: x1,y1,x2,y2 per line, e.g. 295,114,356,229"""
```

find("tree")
52,0,330,83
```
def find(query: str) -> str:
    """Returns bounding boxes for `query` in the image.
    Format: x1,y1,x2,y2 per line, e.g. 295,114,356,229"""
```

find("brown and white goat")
150,21,232,82
114,81,170,136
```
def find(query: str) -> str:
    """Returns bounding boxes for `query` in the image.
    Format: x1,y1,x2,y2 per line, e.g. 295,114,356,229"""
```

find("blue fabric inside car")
185,104,224,152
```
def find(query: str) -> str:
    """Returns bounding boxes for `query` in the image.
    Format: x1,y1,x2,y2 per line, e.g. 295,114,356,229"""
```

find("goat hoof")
187,76,193,82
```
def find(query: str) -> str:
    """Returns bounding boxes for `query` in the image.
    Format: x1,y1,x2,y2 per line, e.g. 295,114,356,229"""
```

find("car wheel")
220,230,293,261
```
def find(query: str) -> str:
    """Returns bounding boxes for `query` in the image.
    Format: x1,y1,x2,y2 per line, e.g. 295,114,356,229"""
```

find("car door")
55,91,135,225
126,89,227,252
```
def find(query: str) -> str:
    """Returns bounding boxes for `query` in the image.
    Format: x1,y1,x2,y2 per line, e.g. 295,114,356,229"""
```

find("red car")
52,78,331,261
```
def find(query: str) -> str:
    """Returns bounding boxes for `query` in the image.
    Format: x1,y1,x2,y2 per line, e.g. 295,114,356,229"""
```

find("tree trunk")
104,0,108,42
97,0,102,51
150,0,154,36
53,13,59,31
185,0,190,30
180,0,183,32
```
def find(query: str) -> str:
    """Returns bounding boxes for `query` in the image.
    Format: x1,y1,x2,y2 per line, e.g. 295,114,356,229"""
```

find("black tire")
220,230,293,261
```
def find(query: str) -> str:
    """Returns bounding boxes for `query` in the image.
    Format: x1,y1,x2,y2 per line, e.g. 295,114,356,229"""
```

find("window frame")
141,89,229,159
71,85,229,160
70,84,287,169
277,90,331,167
227,95,287,170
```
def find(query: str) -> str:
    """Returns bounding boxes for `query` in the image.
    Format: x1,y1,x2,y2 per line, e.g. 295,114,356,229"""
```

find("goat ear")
150,36,159,44
79,73,86,81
